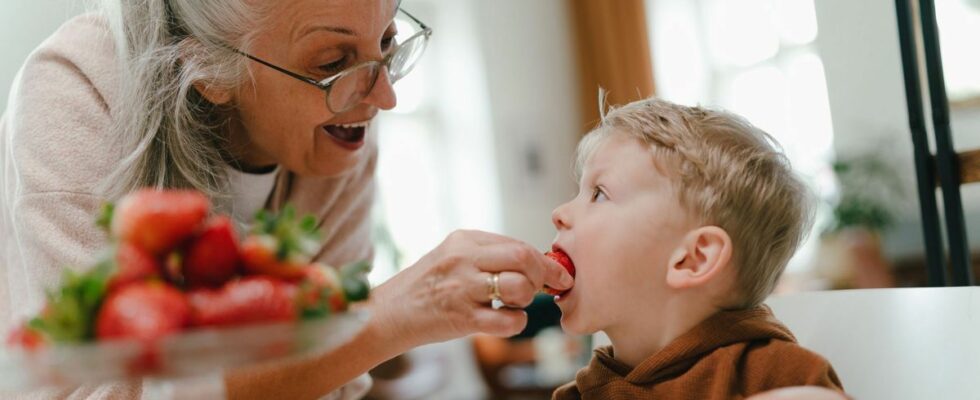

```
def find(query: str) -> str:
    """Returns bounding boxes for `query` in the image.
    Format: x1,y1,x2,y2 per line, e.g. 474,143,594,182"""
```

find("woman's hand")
368,230,575,350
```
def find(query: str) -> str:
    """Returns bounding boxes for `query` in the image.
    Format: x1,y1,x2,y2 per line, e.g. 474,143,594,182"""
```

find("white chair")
766,287,980,400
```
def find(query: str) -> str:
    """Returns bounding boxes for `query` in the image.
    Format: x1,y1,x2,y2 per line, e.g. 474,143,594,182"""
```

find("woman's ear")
193,81,233,105
179,38,234,105
665,226,733,289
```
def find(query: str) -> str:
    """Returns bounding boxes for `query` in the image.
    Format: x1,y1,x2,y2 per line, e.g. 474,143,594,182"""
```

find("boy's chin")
559,315,598,336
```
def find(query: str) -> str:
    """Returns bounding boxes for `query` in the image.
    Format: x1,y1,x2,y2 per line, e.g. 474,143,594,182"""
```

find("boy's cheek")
559,313,593,336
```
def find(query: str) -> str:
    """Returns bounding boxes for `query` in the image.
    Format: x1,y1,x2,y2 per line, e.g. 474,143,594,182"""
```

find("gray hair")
99,0,272,200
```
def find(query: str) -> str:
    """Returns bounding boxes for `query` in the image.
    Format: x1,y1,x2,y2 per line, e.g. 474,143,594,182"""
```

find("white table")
592,288,980,399
767,287,980,400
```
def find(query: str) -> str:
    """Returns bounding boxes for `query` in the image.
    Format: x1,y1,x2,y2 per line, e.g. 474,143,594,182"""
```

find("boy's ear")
665,226,733,289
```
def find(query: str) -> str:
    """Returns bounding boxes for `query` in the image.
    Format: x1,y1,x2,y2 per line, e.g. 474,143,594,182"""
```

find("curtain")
569,0,656,131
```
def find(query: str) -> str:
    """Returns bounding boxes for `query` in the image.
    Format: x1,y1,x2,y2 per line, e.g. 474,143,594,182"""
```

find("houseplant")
814,152,905,289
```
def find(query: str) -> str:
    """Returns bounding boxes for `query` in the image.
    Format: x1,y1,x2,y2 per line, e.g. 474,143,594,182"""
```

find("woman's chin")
294,150,363,177
309,161,360,177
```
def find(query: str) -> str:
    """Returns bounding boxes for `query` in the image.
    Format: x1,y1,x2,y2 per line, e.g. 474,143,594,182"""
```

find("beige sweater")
0,13,376,399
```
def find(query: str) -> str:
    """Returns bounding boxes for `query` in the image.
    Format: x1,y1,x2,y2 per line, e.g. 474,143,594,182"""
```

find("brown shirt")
553,306,843,400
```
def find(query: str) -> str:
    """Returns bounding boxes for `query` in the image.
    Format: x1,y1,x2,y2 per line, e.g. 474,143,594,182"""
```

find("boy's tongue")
543,249,576,296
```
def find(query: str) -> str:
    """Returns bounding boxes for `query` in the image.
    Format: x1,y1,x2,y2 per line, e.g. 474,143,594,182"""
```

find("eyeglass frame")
231,8,432,113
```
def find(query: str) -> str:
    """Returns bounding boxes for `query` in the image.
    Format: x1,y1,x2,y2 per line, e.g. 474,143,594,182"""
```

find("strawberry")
107,242,160,293
183,216,240,288
30,265,112,342
298,261,372,318
188,276,297,327
5,322,46,351
240,207,320,280
109,189,210,255
543,249,576,296
95,282,190,342
298,264,347,316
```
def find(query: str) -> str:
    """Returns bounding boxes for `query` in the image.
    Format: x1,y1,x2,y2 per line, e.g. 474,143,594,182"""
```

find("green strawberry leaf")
340,261,371,302
95,203,115,233
252,205,322,262
31,263,111,342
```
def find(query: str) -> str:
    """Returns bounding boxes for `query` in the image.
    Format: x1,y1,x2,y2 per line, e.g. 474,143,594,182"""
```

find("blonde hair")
98,0,274,200
577,97,814,308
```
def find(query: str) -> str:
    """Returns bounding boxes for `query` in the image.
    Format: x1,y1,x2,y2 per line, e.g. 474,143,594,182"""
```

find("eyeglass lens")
325,33,428,112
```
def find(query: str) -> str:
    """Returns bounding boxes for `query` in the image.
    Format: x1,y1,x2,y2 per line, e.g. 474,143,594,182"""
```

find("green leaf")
32,264,111,343
300,216,318,233
95,203,115,233
340,261,372,302
250,204,322,261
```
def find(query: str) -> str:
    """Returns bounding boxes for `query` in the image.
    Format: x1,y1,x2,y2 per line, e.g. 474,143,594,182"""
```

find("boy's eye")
591,186,608,203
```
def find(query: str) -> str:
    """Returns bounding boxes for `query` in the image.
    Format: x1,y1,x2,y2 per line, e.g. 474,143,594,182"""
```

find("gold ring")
487,273,502,302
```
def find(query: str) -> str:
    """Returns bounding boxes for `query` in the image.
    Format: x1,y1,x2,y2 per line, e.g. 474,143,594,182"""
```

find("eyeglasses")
235,8,432,114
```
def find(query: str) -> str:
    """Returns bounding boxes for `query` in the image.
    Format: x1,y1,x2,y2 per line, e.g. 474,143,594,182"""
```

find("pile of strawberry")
5,189,370,352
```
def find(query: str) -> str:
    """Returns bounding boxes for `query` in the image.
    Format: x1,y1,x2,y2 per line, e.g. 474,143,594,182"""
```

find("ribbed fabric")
553,306,843,399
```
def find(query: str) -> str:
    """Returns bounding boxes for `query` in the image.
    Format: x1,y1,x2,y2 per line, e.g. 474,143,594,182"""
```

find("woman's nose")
363,67,397,110
552,203,571,230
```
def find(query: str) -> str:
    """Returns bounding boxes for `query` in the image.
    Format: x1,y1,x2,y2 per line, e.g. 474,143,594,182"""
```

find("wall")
1,0,88,111
471,0,582,250
814,0,980,259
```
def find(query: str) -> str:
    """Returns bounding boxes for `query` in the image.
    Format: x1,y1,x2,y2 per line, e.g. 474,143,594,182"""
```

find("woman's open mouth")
321,120,370,150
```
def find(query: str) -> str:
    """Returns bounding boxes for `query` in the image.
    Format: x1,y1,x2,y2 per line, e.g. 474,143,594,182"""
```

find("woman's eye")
591,187,608,203
319,57,347,74
381,36,397,52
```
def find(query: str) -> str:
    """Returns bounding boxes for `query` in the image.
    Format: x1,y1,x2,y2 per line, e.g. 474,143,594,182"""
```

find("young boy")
550,97,844,399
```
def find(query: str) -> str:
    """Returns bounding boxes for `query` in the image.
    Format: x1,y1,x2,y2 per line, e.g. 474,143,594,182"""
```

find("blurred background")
3,0,979,398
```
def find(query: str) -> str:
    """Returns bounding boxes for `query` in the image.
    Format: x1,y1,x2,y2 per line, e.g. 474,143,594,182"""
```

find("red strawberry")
111,189,210,255
240,207,319,280
543,249,576,296
298,262,372,318
188,276,297,327
240,235,306,280
5,322,45,351
107,242,160,293
298,264,348,316
183,216,240,288
96,282,190,342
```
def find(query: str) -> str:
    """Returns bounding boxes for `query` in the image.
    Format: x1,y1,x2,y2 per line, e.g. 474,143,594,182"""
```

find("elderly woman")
0,0,573,398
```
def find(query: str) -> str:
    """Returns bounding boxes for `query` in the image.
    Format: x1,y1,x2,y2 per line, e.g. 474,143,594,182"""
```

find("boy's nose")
552,204,571,230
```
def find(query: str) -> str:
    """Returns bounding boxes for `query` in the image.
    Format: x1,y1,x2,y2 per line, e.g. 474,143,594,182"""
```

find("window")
371,1,503,283
646,0,836,272
935,0,980,103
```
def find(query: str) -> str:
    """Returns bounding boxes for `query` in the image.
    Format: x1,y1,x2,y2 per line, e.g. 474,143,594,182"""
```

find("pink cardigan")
0,13,376,399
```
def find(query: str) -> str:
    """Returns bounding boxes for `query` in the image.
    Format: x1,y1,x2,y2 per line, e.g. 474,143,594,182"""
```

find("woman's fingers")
378,229,574,343
473,243,547,288
446,230,572,290
446,229,518,246
472,243,573,292
542,255,575,291
471,271,537,308
472,307,528,337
